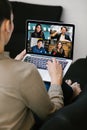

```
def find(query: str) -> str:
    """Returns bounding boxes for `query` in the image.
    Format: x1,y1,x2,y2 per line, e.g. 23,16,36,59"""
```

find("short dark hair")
37,39,43,43
0,0,13,26
61,26,68,31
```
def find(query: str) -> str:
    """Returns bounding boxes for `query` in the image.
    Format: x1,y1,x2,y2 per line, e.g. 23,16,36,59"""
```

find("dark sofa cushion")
5,1,63,58
5,33,25,58
10,1,63,33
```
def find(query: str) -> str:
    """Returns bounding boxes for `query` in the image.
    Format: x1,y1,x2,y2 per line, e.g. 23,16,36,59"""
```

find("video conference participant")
50,26,71,42
31,23,45,39
32,39,47,54
51,41,65,57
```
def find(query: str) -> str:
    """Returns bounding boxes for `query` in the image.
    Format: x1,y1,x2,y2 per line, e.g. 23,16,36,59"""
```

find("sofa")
5,1,87,130
40,57,87,130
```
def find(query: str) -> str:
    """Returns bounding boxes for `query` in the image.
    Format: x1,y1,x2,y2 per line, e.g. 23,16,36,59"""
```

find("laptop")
22,19,75,82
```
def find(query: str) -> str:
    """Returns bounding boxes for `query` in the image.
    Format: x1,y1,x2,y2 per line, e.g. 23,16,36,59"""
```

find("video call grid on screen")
26,20,75,59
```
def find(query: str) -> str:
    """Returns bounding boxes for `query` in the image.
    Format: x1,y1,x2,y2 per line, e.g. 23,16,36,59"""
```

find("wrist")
51,77,62,86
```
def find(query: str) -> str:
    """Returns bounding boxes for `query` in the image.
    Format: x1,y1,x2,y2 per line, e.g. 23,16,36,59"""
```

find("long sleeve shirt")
0,53,64,130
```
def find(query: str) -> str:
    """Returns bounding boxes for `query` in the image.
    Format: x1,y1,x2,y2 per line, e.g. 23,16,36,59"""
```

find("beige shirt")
0,53,64,130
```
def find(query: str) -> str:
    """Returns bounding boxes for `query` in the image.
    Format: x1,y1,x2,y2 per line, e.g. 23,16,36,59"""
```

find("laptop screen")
25,20,75,59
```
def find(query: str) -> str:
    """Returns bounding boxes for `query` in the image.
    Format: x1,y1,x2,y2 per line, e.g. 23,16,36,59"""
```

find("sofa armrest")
63,57,87,89
40,87,87,130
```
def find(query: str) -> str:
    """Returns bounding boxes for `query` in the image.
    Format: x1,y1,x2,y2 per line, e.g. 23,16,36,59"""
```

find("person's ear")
5,20,11,33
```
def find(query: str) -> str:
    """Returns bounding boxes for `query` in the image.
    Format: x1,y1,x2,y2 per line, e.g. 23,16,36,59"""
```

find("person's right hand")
47,58,63,86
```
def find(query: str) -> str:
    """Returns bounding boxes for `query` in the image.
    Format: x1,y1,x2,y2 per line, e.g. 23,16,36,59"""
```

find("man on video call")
31,39,47,54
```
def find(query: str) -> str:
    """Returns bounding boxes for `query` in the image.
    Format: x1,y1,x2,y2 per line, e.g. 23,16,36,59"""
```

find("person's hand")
47,58,63,86
15,49,26,60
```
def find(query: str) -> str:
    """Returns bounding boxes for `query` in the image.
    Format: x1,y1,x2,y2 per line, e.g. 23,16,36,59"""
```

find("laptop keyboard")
23,55,68,70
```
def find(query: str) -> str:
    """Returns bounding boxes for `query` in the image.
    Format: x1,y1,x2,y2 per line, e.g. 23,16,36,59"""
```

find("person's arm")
20,58,64,120
47,58,64,110
50,31,58,37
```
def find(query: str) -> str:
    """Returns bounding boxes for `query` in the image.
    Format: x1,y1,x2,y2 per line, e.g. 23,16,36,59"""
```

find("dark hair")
55,41,64,53
56,41,63,48
61,26,68,31
37,39,43,43
0,0,13,26
35,24,43,32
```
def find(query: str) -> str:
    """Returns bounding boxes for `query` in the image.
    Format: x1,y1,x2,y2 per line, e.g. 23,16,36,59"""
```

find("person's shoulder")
31,32,35,36
33,45,37,48
32,45,37,50
10,58,37,71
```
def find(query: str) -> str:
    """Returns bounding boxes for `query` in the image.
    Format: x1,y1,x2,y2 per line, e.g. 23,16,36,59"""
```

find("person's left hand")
15,49,26,60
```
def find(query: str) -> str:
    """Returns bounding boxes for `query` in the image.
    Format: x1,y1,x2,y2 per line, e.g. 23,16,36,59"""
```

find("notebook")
22,19,75,82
